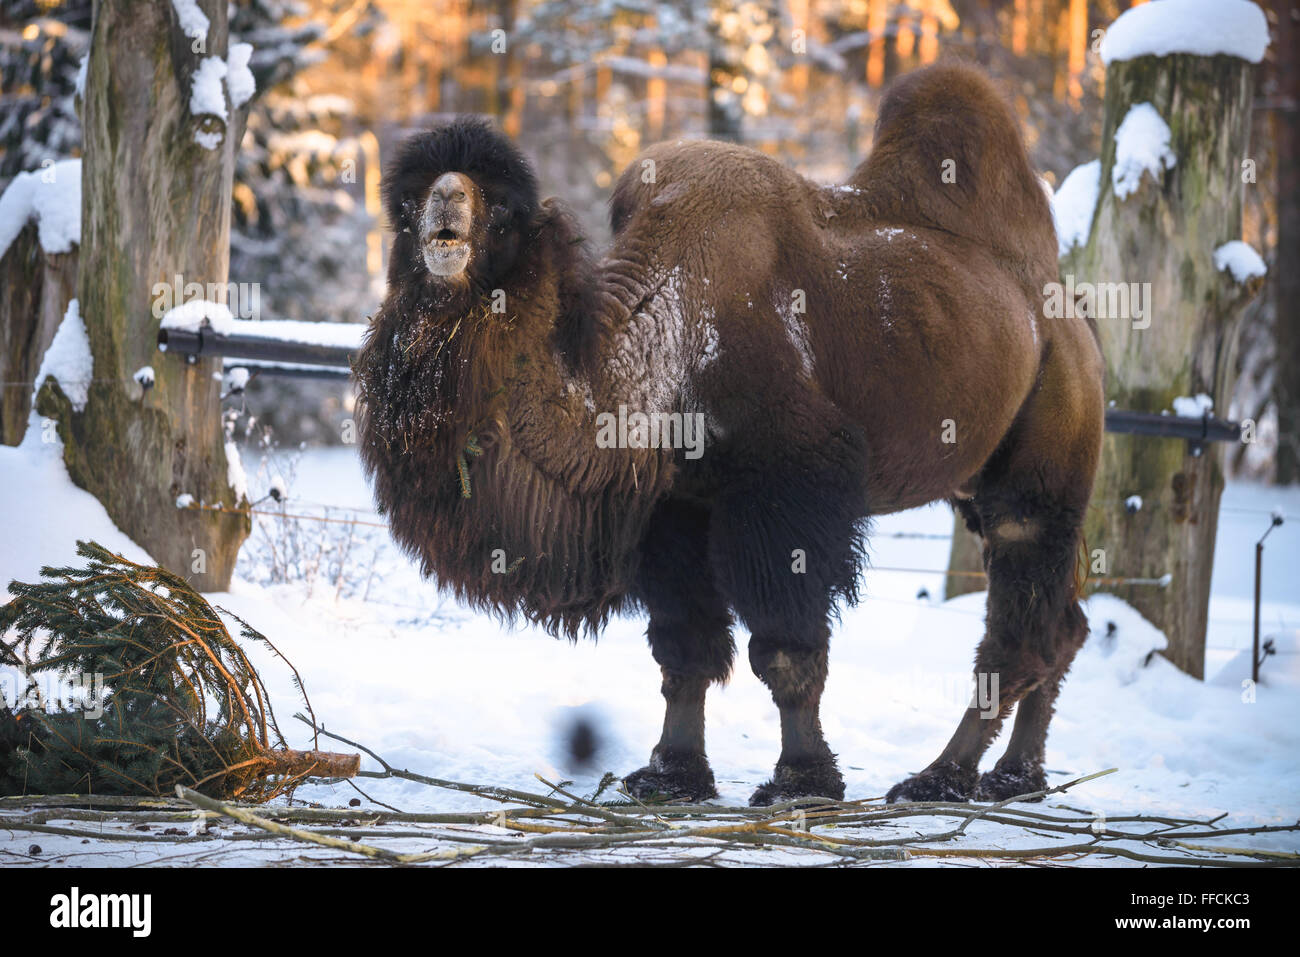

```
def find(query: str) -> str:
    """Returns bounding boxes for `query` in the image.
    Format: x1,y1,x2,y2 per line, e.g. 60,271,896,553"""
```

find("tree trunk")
1272,0,1300,483
1073,54,1260,679
37,0,249,590
943,518,985,600
1,224,78,446
707,0,743,143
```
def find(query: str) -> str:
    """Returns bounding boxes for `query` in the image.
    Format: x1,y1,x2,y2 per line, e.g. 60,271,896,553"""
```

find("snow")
190,56,228,120
777,295,814,379
225,438,248,503
1112,103,1176,201
0,412,151,603
0,159,82,262
34,300,93,413
175,493,195,509
171,0,210,44
160,298,236,335
2,439,1297,865
160,304,366,350
190,54,230,148
223,367,250,394
1171,393,1214,418
132,366,155,388
1214,240,1267,283
75,55,88,98
1051,159,1100,258
1125,494,1143,513
226,43,256,109
1099,0,1270,66
221,319,367,350
3,419,1298,863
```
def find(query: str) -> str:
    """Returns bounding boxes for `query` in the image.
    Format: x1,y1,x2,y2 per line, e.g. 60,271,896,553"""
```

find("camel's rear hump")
850,64,1058,295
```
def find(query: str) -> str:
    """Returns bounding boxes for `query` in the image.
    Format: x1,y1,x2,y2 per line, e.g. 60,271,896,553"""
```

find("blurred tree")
707,0,779,140
0,0,90,188
1270,0,1299,482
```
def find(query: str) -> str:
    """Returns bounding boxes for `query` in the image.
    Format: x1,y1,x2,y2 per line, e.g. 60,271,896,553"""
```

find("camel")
353,63,1105,805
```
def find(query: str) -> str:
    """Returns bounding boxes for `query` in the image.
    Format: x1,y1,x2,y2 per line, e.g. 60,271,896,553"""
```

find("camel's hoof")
886,761,977,803
973,761,1047,803
623,752,718,803
749,758,845,807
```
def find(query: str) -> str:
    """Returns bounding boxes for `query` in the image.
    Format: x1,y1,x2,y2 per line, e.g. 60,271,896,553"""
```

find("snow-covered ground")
2,428,1299,866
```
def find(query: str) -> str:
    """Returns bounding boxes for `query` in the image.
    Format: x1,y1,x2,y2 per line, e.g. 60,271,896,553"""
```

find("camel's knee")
646,615,736,684
749,636,828,707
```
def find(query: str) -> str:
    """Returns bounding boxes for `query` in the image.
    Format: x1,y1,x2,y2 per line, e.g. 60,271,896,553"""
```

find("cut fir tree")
0,541,357,801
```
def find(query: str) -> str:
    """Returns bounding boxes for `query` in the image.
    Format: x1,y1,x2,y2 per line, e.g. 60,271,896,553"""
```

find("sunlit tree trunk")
37,0,250,589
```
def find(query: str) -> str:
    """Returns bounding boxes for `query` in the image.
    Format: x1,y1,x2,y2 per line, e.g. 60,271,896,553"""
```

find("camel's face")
418,172,478,278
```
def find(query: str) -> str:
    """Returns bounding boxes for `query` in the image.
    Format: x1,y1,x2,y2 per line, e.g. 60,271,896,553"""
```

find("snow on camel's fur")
354,64,1105,808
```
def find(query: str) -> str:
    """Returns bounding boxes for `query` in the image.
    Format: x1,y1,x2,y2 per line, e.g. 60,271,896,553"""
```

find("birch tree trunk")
36,0,250,589
1070,53,1261,679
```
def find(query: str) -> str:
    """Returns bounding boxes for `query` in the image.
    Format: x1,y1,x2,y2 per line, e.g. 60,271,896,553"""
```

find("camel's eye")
452,190,467,202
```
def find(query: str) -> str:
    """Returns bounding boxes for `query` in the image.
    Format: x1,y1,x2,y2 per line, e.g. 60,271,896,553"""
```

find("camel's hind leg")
887,349,1102,803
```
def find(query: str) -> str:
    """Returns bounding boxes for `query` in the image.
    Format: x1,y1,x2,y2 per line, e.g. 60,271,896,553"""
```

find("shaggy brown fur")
355,63,1104,806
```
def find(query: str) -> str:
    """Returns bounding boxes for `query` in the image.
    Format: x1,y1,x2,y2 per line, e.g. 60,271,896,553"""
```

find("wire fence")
12,368,1294,656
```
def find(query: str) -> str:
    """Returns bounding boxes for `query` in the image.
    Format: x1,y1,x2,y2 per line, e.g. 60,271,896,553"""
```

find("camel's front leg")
747,633,845,805
624,668,722,802
623,500,734,803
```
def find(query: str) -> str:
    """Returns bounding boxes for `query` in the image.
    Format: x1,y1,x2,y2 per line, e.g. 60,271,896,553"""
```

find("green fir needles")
0,541,358,801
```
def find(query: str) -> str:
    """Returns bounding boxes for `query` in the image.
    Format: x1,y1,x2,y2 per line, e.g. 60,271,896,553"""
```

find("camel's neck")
355,207,674,635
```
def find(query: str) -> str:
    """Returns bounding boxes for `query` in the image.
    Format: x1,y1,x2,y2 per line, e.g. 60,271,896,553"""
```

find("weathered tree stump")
1073,52,1261,680
943,15,1265,678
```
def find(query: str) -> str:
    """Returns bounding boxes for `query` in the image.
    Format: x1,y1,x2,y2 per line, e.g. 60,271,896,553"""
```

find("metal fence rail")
158,323,1247,443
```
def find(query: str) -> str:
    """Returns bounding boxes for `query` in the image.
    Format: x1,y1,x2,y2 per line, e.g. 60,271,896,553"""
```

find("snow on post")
190,56,229,150
35,299,93,413
1052,159,1101,258
1073,0,1269,680
1213,240,1267,283
226,43,257,109
1170,393,1213,418
171,0,210,45
1099,0,1269,66
1112,103,1176,201
0,159,82,262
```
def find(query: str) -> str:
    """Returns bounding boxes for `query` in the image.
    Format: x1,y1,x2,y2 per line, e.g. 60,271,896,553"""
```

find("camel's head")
418,171,477,278
383,117,539,302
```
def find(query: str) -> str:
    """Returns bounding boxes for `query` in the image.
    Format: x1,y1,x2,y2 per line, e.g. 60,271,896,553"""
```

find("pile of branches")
3,725,1295,867
0,541,357,801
